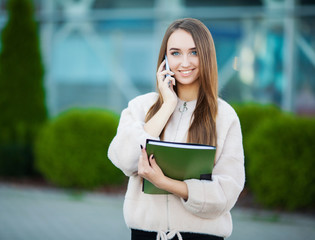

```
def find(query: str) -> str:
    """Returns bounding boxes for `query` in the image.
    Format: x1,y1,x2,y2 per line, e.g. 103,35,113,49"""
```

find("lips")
181,70,192,74
178,69,194,76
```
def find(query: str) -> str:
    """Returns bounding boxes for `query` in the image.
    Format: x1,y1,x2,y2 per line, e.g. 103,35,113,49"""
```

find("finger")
138,155,150,177
171,78,176,86
160,70,174,78
141,147,147,159
157,68,174,82
139,145,145,163
141,147,151,167
164,76,176,86
157,60,166,73
157,70,171,84
149,155,160,171
149,154,156,166
138,153,147,168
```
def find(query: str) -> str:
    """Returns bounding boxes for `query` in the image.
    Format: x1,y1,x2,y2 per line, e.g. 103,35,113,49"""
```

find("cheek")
193,58,200,68
168,58,181,71
169,62,179,71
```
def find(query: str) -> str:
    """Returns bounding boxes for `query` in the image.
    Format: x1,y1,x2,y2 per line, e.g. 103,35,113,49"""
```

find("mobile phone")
165,55,170,77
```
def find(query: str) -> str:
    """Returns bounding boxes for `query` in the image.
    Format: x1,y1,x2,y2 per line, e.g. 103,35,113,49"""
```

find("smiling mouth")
179,69,194,74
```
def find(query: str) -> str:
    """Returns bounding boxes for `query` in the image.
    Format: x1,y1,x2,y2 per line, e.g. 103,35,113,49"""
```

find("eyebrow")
169,47,197,51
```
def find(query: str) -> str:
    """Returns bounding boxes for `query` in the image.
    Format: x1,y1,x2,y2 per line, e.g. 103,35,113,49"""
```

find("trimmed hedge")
233,103,282,140
34,109,125,189
246,114,315,210
233,103,282,184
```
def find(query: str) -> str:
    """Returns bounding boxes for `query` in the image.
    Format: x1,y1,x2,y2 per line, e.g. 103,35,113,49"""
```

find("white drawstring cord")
156,230,183,240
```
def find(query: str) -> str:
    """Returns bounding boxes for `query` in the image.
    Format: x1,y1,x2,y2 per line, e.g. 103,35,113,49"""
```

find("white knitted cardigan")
108,92,245,239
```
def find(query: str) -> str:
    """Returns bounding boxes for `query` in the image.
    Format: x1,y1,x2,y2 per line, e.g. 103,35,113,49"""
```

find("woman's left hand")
138,147,165,189
138,146,188,200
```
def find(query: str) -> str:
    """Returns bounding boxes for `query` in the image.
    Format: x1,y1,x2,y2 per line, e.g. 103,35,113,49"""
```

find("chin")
176,77,198,86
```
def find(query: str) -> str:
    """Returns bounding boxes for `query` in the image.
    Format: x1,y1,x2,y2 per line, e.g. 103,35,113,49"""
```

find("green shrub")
0,0,46,176
233,103,282,184
246,114,315,210
34,109,125,189
233,103,281,139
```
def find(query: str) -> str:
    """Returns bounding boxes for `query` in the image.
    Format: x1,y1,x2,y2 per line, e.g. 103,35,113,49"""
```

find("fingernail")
140,144,143,149
170,71,174,75
151,154,155,159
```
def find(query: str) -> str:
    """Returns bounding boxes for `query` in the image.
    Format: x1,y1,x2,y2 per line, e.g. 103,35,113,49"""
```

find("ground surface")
0,179,315,240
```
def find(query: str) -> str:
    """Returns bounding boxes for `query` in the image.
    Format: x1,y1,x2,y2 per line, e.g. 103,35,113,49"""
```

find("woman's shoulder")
126,92,159,114
217,98,239,119
216,98,242,141
129,92,158,106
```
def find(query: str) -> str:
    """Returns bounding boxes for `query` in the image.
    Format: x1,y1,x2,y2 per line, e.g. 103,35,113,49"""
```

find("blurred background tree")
0,0,47,176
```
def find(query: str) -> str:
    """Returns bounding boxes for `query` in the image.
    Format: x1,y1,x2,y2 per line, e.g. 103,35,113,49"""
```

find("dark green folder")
143,139,216,194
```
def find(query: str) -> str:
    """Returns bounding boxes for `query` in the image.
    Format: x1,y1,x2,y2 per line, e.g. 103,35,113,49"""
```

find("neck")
177,82,199,102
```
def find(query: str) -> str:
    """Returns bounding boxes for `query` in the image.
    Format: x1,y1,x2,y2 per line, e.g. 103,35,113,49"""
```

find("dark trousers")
131,229,224,240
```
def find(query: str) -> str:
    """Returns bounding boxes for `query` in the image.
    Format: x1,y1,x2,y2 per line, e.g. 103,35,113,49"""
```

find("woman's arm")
144,60,177,137
107,93,160,176
144,103,176,137
139,61,186,196
139,108,244,213
181,111,245,219
108,61,175,177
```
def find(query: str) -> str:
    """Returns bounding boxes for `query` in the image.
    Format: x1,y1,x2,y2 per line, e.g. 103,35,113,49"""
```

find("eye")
191,51,197,56
171,51,180,56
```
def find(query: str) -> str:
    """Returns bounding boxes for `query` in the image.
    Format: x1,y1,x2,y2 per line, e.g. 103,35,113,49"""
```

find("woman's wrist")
155,175,169,190
161,100,177,114
156,176,188,200
143,100,176,138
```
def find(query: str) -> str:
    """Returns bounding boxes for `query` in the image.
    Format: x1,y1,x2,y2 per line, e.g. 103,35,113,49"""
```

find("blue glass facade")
0,0,314,116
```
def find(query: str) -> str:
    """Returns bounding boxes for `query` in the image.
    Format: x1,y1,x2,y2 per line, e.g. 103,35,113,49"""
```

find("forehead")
167,29,196,50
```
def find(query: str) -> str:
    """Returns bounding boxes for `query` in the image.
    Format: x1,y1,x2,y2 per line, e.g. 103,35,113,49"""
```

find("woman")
108,18,245,240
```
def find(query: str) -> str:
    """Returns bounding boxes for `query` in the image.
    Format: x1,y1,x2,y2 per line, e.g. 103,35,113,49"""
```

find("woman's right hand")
143,60,178,138
157,60,177,108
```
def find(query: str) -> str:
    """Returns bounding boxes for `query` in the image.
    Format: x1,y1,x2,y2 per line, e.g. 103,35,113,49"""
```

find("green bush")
233,103,281,139
34,109,125,189
246,114,315,210
0,0,46,176
233,103,281,184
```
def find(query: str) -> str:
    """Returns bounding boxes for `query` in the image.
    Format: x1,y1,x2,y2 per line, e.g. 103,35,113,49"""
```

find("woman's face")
166,29,200,87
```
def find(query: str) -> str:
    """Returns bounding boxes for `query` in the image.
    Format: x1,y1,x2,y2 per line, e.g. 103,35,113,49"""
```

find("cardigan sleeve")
107,93,159,177
180,107,245,219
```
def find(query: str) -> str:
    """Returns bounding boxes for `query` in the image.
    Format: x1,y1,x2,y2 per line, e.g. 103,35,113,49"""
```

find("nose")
181,55,190,68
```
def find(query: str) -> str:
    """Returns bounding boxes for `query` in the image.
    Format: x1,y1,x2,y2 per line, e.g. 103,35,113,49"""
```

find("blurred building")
0,0,314,116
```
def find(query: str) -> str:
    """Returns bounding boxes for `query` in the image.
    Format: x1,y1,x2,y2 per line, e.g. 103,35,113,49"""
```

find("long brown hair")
145,18,218,146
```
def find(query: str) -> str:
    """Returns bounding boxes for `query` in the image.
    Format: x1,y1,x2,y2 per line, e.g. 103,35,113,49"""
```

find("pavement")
0,183,314,240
